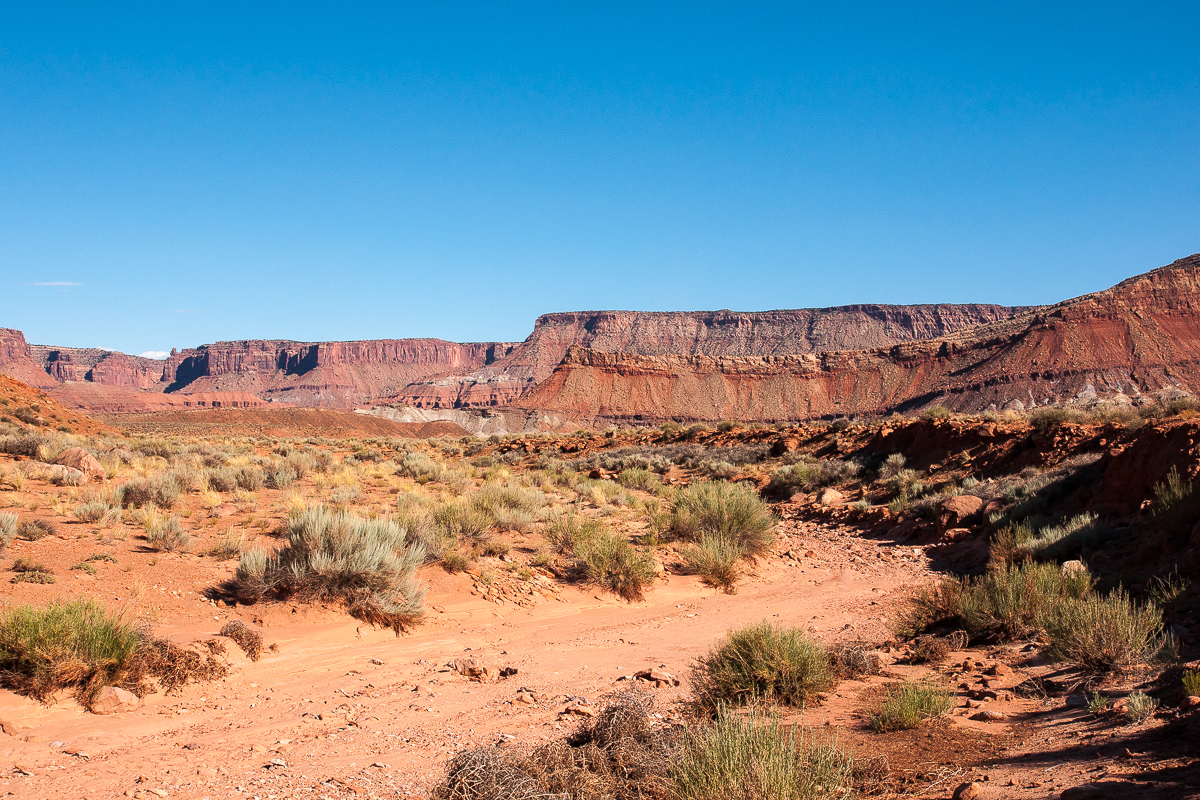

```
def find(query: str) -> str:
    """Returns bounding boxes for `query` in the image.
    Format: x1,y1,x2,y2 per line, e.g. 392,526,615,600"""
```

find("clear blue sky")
1,3,1198,357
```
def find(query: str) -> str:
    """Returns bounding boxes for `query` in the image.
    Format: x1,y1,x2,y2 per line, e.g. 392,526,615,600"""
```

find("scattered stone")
0,718,27,736
1181,695,1200,710
983,663,1011,677
1061,560,1088,577
373,761,389,768
92,686,140,715
561,703,597,717
265,757,286,769
634,667,680,688
370,658,385,665
971,710,1007,721
1065,695,1088,708
953,782,985,800
499,666,518,678
452,657,491,681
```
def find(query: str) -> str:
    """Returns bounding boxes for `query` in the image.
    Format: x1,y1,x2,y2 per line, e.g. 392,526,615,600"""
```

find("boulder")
53,447,106,481
953,782,985,800
816,488,844,507
0,717,27,736
91,686,139,714
938,495,983,531
634,668,680,688
1061,560,1088,577
451,657,490,682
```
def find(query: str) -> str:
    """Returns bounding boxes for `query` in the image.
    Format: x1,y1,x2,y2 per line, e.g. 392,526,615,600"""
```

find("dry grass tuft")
219,620,263,661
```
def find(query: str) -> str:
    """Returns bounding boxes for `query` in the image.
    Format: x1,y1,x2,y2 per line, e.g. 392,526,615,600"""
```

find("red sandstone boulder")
938,495,984,532
53,447,106,481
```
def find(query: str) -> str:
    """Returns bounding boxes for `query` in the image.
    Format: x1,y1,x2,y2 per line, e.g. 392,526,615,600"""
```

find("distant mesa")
3,252,1200,428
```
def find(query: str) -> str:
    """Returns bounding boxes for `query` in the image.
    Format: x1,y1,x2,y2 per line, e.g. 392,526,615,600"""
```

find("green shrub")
10,557,55,584
682,534,743,594
673,707,854,800
73,499,119,524
903,561,1093,642
1153,466,1193,511
1087,691,1108,715
1046,589,1171,674
870,680,953,732
205,466,239,492
229,506,425,632
577,532,657,602
0,599,139,704
691,621,832,711
919,405,952,420
669,482,775,558
769,459,860,493
1124,690,1158,723
618,467,662,492
441,549,471,573
266,464,297,489
544,510,604,555
1181,670,1200,697
434,499,492,542
235,466,265,491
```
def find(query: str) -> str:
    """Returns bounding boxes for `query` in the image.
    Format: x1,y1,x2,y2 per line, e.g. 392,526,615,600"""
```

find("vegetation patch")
228,505,426,632
869,680,953,732
690,621,832,712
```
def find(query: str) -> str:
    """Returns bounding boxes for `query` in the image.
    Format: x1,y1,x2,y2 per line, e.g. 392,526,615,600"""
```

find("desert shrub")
266,464,297,489
0,512,18,549
902,560,1093,642
479,537,511,557
284,452,315,479
434,499,492,543
1153,466,1193,511
205,467,239,492
691,621,832,712
208,528,245,560
1030,406,1085,431
73,499,118,524
909,634,954,664
919,405,951,420
433,691,678,800
330,485,361,507
228,506,425,632
769,459,860,493
145,515,190,553
165,465,201,493
681,534,743,594
1124,691,1158,722
877,453,907,481
18,518,56,541
0,432,53,458
673,707,855,800
1147,571,1191,606
118,475,181,508
219,620,263,661
0,599,138,704
1046,589,1172,674
577,532,657,602
441,549,471,573
1017,512,1110,561
235,466,265,491
492,506,535,533
471,484,546,516
131,438,176,459
544,510,605,555
828,642,882,679
869,680,953,732
10,557,55,583
398,452,446,483
1181,670,1200,697
697,460,739,480
1087,692,1108,714
668,482,775,558
617,467,661,492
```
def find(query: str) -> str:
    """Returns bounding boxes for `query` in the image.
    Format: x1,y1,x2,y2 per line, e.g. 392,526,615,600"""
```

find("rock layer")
512,254,1200,423
395,304,1031,408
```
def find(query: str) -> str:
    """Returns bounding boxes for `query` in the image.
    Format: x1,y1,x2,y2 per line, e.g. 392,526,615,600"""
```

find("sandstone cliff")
395,304,1031,408
511,254,1200,423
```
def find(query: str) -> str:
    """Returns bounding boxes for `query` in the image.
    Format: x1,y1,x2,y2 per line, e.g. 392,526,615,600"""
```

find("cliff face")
27,345,165,389
0,329,59,389
395,304,1032,408
512,255,1200,423
161,338,516,407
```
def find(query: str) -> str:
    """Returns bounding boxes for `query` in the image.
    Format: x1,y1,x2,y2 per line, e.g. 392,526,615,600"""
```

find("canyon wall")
510,254,1200,423
393,303,1032,408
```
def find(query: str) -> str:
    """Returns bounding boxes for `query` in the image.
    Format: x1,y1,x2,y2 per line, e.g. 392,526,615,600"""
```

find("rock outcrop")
395,304,1032,408
511,254,1200,424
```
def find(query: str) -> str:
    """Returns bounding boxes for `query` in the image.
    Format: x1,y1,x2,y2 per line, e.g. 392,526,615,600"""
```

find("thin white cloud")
138,351,170,360
27,281,81,286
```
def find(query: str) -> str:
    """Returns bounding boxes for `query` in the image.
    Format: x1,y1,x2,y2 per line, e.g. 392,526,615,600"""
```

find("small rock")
1181,695,1200,710
953,782,985,800
1061,560,1088,577
983,663,1011,677
0,718,27,736
971,710,1007,721
91,686,139,715
372,762,388,768
499,666,518,678
370,658,385,665
817,488,844,507
266,757,286,768
1064,695,1088,708
562,703,597,717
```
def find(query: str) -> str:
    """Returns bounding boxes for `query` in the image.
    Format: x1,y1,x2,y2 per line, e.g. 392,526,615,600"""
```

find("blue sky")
1,3,1198,356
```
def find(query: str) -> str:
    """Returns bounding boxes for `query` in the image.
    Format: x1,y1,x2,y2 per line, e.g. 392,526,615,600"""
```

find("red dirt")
0,375,115,436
